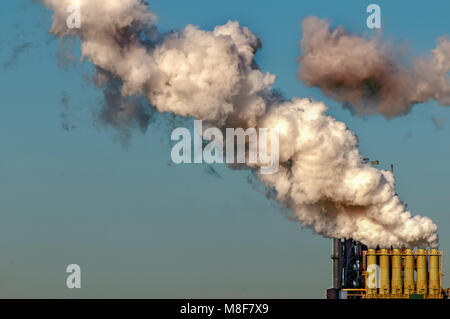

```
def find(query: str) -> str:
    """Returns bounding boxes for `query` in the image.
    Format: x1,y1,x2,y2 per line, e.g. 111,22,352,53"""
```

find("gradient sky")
0,0,449,298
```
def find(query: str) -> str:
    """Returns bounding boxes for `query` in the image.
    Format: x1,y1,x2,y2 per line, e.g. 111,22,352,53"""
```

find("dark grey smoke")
60,90,76,131
3,42,33,69
96,79,155,146
204,165,223,179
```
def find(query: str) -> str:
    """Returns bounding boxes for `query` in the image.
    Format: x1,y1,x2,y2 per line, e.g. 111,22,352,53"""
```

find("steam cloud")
41,0,438,248
298,16,450,118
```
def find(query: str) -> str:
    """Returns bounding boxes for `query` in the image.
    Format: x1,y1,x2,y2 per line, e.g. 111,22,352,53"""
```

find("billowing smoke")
298,16,450,118
41,0,438,248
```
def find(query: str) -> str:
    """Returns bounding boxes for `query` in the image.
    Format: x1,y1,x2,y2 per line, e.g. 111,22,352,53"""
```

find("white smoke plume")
298,16,450,119
41,0,438,248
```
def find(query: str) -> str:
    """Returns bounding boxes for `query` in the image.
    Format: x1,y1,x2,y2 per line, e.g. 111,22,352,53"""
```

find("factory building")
327,238,449,299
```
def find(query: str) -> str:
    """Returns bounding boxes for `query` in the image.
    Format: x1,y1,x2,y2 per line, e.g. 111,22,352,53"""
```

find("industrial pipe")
429,249,440,297
366,249,377,297
332,238,341,289
416,249,428,295
404,249,414,295
379,249,390,295
391,249,402,296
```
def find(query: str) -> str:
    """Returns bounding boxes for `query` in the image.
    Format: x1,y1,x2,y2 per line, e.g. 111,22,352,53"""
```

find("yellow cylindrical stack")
362,248,445,299
416,249,428,295
428,249,440,297
404,249,415,295
379,249,390,295
391,249,402,296
366,249,378,297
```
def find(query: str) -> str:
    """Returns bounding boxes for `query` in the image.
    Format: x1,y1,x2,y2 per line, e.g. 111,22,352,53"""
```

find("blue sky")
0,0,449,298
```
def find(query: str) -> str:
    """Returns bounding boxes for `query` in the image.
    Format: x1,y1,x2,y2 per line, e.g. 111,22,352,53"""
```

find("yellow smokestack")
404,249,414,295
366,249,377,297
416,249,428,295
379,249,390,295
428,249,440,297
391,249,402,296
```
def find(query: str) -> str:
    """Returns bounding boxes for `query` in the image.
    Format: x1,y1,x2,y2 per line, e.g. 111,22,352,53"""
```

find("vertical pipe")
332,238,341,289
429,249,440,297
366,248,377,297
416,249,427,295
379,249,390,295
391,249,402,296
441,253,444,296
404,249,414,295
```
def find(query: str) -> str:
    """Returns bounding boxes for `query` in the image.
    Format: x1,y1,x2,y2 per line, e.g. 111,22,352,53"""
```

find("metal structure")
327,241,448,299
326,161,448,299
328,238,366,299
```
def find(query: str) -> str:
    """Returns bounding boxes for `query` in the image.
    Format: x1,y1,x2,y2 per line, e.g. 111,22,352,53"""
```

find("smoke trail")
298,16,450,119
41,0,438,248
3,42,33,69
